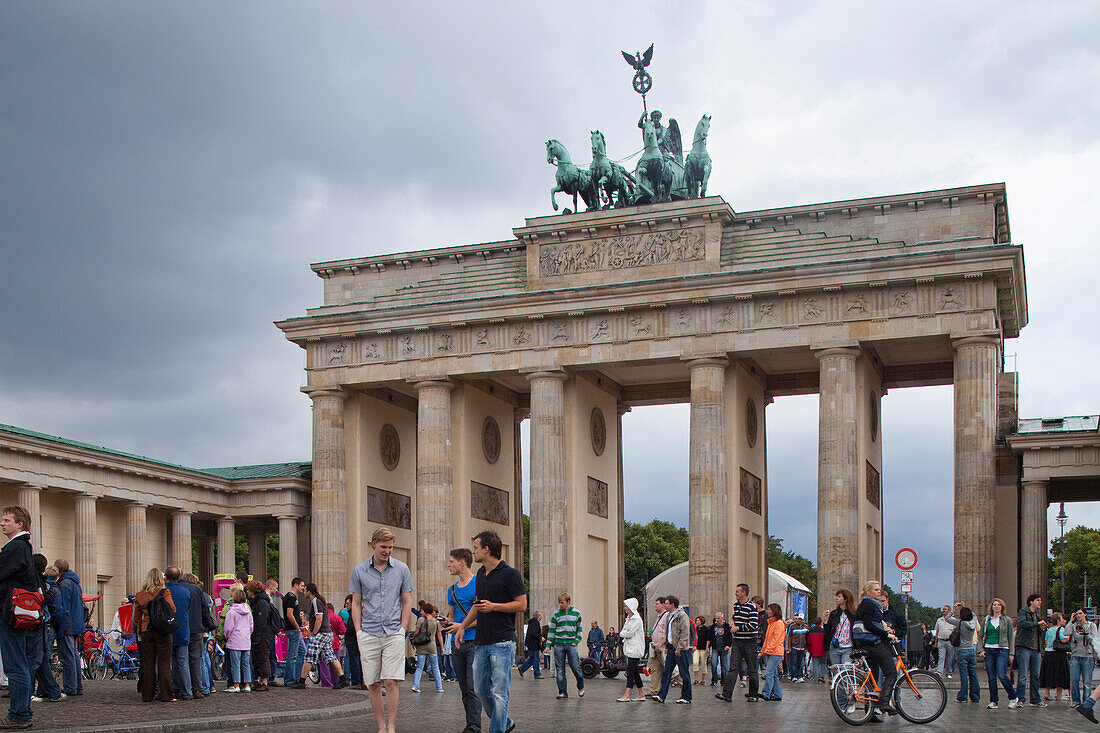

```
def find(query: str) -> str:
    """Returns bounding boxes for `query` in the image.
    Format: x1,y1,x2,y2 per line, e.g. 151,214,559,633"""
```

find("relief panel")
471,481,510,525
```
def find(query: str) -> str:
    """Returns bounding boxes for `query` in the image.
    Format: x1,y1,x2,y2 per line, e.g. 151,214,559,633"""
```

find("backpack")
148,590,179,635
410,617,433,646
9,588,44,630
949,626,961,648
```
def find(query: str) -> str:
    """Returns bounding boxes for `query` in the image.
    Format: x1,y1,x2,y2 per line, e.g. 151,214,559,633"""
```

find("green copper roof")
199,463,312,480
0,423,310,482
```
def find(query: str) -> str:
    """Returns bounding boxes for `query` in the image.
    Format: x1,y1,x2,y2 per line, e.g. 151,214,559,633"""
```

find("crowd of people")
3,500,1100,731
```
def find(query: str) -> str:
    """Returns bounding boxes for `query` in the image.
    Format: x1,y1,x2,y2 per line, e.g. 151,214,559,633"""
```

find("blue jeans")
201,641,213,694
0,621,41,723
35,626,62,700
761,653,783,699
1015,647,1041,704
414,652,443,691
828,645,852,667
517,647,541,677
553,643,584,695
710,647,729,680
658,646,693,701
442,653,455,679
983,647,1016,703
1071,655,1096,704
811,655,828,680
283,628,305,682
228,649,252,688
172,644,192,699
58,632,82,695
343,633,362,685
473,641,515,733
788,649,804,678
955,648,979,702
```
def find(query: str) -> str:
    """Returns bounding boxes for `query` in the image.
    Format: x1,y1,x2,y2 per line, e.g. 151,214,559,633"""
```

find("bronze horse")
547,139,598,213
590,130,636,209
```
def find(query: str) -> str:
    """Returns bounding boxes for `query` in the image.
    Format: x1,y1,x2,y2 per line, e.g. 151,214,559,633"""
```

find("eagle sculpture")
621,44,654,72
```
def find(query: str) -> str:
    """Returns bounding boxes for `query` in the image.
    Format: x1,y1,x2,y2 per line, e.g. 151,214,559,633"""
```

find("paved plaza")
28,673,1098,732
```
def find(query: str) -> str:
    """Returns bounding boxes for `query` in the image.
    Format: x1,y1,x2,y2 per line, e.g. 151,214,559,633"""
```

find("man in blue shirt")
445,547,482,733
165,566,192,700
349,527,413,733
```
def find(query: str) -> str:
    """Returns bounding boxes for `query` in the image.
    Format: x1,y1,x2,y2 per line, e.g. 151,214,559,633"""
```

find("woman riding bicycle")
852,580,898,717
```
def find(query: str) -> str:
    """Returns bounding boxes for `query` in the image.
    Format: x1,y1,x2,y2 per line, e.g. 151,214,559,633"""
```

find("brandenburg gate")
277,183,1026,622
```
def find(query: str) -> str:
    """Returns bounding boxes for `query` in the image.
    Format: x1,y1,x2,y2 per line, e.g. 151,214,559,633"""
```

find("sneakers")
1077,704,1099,724
0,719,31,730
284,680,305,689
46,694,66,702
29,697,41,703
333,680,349,690
517,667,525,678
242,685,252,693
411,687,421,693
557,693,568,699
740,679,747,688
675,698,691,704
650,696,665,703
714,693,731,702
1030,701,1048,708
226,687,240,693
578,689,585,697
987,702,998,709
1008,698,1022,709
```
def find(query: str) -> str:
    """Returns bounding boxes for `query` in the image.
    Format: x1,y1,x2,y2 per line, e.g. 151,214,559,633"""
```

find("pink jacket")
224,602,254,651
329,610,346,650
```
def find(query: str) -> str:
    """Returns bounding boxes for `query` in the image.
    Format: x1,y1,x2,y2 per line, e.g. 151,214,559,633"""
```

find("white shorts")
358,629,406,685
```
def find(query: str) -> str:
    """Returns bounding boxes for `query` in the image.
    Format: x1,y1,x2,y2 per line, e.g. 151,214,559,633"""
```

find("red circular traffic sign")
895,548,918,570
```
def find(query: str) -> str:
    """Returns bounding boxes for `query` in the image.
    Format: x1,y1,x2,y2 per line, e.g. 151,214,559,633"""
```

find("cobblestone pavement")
22,678,369,732
18,673,1098,732
234,675,1096,733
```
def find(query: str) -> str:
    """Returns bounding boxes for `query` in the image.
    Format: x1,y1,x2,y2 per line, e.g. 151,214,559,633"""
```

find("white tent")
642,561,813,628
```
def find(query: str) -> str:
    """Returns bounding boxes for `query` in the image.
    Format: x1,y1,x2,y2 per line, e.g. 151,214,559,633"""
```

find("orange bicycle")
830,643,946,725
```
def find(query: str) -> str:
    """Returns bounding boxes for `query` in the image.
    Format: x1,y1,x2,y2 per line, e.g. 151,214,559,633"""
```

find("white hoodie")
620,598,647,659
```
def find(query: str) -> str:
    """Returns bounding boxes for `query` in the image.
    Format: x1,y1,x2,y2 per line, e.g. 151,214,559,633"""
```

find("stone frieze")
538,227,705,277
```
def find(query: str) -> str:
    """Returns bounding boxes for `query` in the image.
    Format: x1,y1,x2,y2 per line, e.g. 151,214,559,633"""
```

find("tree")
1049,525,1100,614
623,519,689,601
767,535,817,607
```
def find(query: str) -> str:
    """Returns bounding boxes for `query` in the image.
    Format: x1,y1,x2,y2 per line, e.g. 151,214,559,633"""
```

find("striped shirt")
547,606,583,645
731,601,759,642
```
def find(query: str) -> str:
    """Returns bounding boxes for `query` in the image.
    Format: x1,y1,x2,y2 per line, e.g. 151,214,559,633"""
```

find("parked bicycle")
830,642,946,725
93,629,140,680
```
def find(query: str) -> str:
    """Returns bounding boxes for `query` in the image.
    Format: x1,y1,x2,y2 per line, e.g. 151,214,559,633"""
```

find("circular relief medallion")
482,416,501,464
379,424,400,471
870,391,879,443
746,398,758,448
590,407,606,457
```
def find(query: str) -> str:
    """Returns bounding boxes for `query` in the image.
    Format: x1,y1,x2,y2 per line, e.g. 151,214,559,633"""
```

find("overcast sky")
3,2,1099,607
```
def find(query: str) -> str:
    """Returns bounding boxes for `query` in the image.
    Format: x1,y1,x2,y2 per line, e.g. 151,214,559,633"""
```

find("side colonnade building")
0,424,310,628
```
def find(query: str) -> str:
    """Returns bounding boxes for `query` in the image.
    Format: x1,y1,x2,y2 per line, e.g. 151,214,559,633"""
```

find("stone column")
1020,480,1049,603
527,370,569,619
308,388,347,603
687,358,729,619
216,517,236,576
197,537,215,590
513,408,527,644
249,525,267,581
415,379,455,606
617,403,630,611
953,336,1000,611
75,495,97,589
278,515,299,592
171,510,193,574
17,485,42,550
125,503,148,595
816,347,861,599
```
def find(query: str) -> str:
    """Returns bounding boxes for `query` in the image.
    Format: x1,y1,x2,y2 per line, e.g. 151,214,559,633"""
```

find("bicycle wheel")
894,668,947,724
89,650,108,680
831,669,874,726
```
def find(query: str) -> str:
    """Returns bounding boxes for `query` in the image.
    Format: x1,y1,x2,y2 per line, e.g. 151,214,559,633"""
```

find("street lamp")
1057,502,1068,613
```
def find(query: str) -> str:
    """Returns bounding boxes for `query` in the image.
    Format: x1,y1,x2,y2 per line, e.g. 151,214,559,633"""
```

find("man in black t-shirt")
282,578,306,685
455,530,526,733
296,583,346,689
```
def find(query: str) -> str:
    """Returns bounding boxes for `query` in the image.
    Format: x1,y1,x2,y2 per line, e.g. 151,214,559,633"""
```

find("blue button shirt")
348,555,414,636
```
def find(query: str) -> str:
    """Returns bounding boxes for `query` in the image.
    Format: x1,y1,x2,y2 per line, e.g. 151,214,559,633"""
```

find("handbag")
1053,628,1072,652
409,618,432,646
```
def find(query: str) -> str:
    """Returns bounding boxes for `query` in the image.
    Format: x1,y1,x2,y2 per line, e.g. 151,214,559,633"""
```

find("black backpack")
148,590,179,635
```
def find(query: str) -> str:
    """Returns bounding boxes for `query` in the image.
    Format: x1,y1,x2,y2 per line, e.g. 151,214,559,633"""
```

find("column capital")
514,407,530,422
952,335,1001,351
126,500,149,509
170,508,193,517
814,346,861,361
216,515,235,525
275,514,301,522
411,377,456,392
523,369,569,383
684,356,729,370
302,386,347,401
1021,479,1050,490
18,483,44,494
